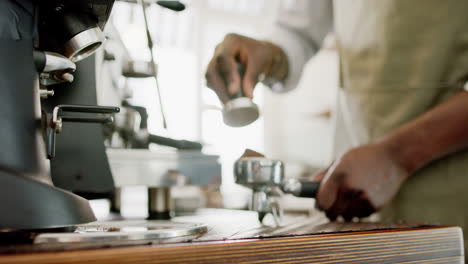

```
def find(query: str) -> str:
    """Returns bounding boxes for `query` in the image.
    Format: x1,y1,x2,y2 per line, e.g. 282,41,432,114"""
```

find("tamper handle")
229,63,246,100
222,63,259,127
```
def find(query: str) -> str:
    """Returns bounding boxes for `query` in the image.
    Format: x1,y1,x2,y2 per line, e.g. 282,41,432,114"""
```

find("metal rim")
234,158,285,187
34,220,208,244
223,98,259,127
223,97,258,113
63,27,105,62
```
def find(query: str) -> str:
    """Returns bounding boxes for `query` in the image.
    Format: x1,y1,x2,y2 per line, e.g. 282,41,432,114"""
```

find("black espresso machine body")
0,0,115,230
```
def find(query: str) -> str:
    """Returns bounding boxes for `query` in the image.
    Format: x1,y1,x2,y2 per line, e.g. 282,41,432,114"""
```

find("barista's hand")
313,143,409,221
205,33,288,104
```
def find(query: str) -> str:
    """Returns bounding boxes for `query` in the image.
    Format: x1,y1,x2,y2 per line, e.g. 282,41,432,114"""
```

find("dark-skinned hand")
205,33,287,104
313,142,409,221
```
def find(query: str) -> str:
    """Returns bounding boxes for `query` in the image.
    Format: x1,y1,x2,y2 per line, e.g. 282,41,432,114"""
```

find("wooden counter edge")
0,225,464,264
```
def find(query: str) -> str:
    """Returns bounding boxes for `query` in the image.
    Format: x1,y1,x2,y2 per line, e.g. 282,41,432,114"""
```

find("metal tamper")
234,157,321,225
222,64,260,127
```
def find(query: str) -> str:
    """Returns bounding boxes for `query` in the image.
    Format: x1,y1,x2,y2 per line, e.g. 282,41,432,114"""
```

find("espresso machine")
99,1,221,220
0,0,118,230
0,0,218,242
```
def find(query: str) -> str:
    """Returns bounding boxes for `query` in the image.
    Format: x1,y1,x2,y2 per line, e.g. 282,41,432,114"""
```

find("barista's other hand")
205,33,288,104
313,143,409,221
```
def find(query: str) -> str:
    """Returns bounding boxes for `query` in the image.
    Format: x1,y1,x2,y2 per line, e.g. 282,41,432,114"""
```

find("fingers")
205,39,242,103
316,161,341,212
205,33,273,102
311,168,328,207
242,62,264,99
206,58,229,104
321,189,376,221
325,186,351,221
341,194,376,221
216,54,241,96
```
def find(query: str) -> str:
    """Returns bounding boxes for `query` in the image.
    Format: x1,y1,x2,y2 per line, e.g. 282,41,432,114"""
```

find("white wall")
263,39,338,178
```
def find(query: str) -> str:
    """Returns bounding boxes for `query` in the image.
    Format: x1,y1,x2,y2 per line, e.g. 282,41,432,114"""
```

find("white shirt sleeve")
267,0,334,92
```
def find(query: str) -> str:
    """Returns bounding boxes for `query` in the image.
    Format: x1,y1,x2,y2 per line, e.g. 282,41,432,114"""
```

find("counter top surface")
0,209,464,263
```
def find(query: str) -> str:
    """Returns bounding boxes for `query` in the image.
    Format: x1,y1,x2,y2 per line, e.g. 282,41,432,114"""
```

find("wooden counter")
0,209,464,263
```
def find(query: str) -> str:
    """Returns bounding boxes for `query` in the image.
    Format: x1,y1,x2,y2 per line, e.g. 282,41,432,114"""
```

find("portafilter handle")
281,179,321,198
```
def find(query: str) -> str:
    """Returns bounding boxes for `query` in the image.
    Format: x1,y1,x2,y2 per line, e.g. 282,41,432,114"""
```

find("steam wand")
138,0,169,129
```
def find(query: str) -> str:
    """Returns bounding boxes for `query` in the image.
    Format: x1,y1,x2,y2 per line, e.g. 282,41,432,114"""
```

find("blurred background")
99,0,338,213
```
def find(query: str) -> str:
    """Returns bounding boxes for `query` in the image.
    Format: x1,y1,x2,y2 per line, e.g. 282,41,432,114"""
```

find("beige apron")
332,0,468,249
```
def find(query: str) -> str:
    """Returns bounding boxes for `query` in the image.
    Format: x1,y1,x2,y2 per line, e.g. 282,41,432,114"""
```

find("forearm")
265,0,333,92
380,91,468,174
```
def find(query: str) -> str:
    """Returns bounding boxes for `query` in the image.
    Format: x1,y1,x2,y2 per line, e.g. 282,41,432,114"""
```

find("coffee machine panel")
0,0,117,230
37,0,121,199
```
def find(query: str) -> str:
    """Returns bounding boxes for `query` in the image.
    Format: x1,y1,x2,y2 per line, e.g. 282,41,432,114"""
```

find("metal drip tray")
34,220,207,244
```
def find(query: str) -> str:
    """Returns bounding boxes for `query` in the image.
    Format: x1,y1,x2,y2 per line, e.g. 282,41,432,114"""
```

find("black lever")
56,105,120,114
297,181,321,198
61,116,114,123
282,179,321,198
47,104,120,158
122,101,202,150
122,100,149,129
148,134,203,151
156,1,185,11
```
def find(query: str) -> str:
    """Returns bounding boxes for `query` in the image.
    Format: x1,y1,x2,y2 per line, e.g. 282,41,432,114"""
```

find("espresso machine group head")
0,0,116,231
37,0,114,62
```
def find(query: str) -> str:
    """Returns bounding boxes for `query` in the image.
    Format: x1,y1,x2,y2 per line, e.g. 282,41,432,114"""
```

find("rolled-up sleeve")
267,0,333,92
